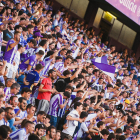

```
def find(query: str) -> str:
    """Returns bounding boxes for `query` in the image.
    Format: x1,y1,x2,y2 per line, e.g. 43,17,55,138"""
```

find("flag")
91,60,116,79
92,56,108,64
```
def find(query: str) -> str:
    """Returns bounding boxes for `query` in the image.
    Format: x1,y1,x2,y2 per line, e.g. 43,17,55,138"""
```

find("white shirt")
62,109,79,136
0,118,9,126
77,122,88,138
35,47,45,60
10,128,29,140
13,51,20,71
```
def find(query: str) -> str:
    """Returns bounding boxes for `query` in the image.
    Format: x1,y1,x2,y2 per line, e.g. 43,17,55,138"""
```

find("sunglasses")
8,112,14,115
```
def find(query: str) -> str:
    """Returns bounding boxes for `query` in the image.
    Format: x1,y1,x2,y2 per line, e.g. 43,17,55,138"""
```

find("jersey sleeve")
41,78,46,85
81,122,88,132
29,55,35,66
34,73,40,83
59,94,63,105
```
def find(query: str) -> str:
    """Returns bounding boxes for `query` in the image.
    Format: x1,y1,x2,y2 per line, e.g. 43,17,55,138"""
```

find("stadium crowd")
0,0,140,140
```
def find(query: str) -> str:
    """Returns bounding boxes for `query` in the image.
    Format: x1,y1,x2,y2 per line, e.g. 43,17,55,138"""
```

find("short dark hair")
18,44,23,49
5,107,13,113
46,126,56,135
74,102,82,109
0,82,5,88
46,114,51,120
35,63,44,71
77,90,84,94
37,111,46,116
21,87,31,95
35,124,46,131
116,128,123,134
18,97,27,103
14,25,22,31
108,133,115,140
65,85,73,92
63,91,71,98
119,135,125,140
65,55,73,61
25,121,34,128
10,95,18,101
0,94,4,99
101,129,109,135
48,69,55,76
26,104,36,110
30,39,37,46
22,27,28,31
97,121,105,128
28,134,39,140
0,108,4,114
80,111,88,119
0,125,8,139
63,70,71,76
14,31,20,35
39,40,47,47
37,50,44,55
27,24,34,29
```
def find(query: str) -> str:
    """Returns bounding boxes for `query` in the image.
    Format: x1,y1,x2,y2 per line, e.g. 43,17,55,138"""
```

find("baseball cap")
125,99,130,104
34,32,43,37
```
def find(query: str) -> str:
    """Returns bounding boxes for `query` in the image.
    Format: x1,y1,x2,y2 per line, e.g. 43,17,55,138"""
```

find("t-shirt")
9,128,29,140
37,78,52,101
3,29,13,41
48,94,63,117
22,70,39,89
4,39,18,64
54,77,71,92
0,118,9,126
62,109,79,136
19,55,37,71
77,122,88,138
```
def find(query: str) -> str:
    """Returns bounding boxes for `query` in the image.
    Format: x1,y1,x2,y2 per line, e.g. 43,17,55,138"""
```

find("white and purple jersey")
53,62,68,74
4,87,11,101
48,94,63,117
9,128,29,140
4,39,18,64
40,58,52,76
21,44,35,62
19,55,37,71
0,32,3,60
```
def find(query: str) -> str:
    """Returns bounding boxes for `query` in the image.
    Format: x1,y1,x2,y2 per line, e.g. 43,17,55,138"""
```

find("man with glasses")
3,107,14,126
125,126,134,140
9,95,19,113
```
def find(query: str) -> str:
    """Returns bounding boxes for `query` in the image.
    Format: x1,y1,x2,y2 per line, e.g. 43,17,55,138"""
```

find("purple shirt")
19,55,37,71
4,39,18,64
48,94,63,117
